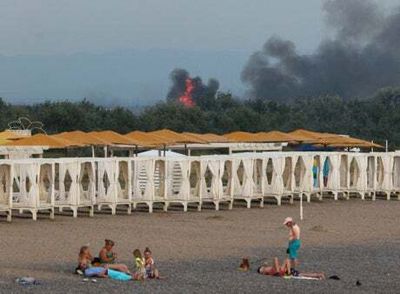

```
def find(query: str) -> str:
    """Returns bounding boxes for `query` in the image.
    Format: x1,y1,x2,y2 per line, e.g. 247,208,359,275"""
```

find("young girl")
143,247,160,279
132,249,145,280
78,246,108,278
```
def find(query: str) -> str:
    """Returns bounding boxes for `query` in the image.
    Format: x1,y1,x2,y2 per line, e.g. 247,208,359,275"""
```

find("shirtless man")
283,217,301,271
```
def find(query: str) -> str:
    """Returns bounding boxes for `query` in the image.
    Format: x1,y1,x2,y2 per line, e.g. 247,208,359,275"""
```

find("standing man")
283,217,301,273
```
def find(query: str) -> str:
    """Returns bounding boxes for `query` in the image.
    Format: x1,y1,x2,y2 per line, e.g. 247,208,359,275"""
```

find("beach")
1,197,400,293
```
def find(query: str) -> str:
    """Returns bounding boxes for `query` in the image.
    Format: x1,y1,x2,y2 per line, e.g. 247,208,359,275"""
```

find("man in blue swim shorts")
284,217,301,273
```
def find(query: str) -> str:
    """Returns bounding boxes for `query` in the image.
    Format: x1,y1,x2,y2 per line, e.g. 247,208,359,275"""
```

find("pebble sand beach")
1,198,400,293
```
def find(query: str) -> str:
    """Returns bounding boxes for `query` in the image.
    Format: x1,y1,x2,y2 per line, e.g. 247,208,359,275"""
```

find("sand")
1,197,400,293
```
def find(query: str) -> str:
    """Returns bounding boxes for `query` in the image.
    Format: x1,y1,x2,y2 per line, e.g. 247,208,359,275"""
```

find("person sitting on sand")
283,217,301,271
258,257,325,280
77,246,108,278
133,249,146,277
98,239,131,274
239,257,250,271
144,247,160,279
99,239,117,264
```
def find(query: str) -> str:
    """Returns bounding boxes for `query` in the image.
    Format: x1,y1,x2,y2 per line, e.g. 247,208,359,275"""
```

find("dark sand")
1,198,400,293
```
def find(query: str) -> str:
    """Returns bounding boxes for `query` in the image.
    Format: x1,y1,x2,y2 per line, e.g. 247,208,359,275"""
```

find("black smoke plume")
241,0,400,102
166,68,219,105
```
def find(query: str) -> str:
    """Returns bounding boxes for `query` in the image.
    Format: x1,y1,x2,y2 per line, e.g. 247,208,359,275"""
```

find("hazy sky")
0,0,347,55
0,0,398,105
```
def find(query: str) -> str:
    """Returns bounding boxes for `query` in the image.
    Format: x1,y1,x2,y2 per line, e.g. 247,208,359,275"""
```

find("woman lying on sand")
257,257,325,280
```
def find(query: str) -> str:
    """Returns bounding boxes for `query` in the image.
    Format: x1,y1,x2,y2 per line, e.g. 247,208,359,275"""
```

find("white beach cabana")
199,156,233,210
132,157,155,212
0,162,12,221
163,157,194,211
12,160,54,221
55,159,96,217
95,158,132,215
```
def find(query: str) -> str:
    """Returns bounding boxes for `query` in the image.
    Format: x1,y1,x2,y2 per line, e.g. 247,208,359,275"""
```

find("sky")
0,0,398,105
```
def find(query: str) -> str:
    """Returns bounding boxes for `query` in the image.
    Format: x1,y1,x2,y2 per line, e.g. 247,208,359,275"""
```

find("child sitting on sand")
144,247,160,279
238,257,250,271
133,249,146,280
77,246,108,278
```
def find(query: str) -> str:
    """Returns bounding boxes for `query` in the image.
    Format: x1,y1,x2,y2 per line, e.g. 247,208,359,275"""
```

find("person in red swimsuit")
257,257,289,277
258,257,325,280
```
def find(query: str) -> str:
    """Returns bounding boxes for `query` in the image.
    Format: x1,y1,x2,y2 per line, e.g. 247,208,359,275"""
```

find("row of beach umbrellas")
0,129,382,149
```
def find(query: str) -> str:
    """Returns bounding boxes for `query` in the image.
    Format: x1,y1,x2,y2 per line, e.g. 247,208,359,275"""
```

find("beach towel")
16,277,40,285
291,276,321,280
84,267,105,277
284,276,321,281
107,269,132,281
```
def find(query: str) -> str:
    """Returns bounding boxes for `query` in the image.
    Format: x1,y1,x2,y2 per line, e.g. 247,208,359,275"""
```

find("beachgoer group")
254,216,325,280
75,217,324,283
76,239,160,281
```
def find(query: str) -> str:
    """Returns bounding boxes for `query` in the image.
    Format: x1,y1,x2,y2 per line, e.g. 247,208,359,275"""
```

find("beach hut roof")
6,133,83,148
202,133,232,143
125,131,171,146
0,130,31,145
255,131,296,142
312,136,383,148
288,129,340,141
53,130,108,146
148,129,206,144
224,131,266,142
183,132,232,143
180,132,227,144
89,130,144,146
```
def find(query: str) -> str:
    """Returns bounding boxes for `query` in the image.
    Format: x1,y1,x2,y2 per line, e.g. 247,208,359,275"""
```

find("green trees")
1,87,400,149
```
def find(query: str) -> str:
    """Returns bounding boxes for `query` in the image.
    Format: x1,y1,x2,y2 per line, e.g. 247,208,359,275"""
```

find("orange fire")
179,78,195,107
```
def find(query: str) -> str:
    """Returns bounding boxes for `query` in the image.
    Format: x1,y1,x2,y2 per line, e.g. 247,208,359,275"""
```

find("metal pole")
300,193,304,220
385,140,388,152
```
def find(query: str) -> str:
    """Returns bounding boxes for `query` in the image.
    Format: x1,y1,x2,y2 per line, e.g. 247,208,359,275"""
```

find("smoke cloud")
241,0,400,102
166,68,219,106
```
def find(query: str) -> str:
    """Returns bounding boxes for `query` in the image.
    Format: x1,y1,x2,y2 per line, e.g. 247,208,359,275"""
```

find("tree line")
1,87,400,149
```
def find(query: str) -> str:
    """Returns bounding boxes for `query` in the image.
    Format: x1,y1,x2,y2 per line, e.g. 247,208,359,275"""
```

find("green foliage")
1,87,400,149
